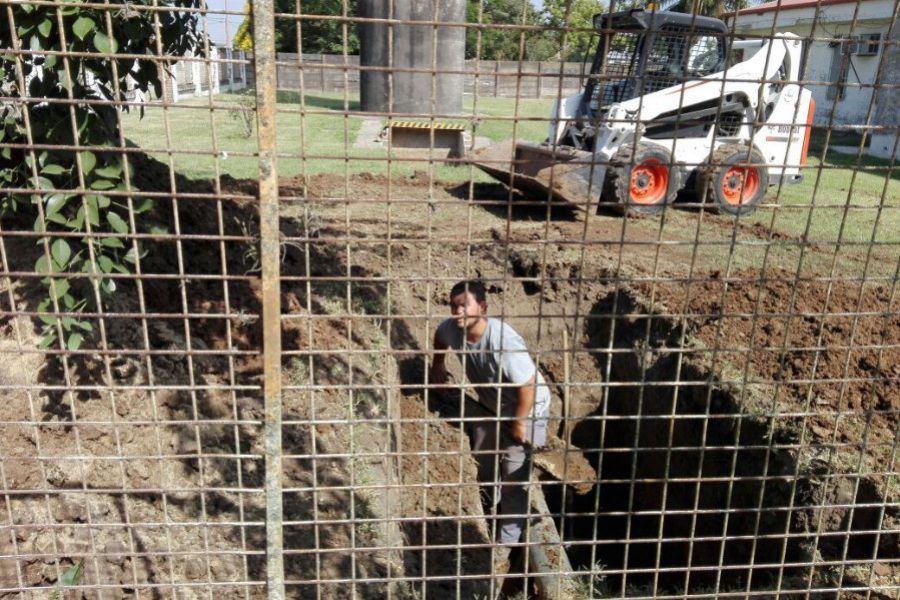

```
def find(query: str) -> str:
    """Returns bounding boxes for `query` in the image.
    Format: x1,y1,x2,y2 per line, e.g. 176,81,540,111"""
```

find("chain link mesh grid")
0,0,897,598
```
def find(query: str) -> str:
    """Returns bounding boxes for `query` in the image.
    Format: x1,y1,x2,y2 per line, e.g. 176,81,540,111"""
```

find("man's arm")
429,332,450,386
509,375,536,444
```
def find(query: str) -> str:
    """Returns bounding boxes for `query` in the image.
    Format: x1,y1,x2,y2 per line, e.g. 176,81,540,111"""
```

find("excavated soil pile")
635,271,898,481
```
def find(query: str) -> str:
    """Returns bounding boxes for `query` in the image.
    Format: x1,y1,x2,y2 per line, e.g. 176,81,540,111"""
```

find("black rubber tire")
696,144,768,216
602,141,682,216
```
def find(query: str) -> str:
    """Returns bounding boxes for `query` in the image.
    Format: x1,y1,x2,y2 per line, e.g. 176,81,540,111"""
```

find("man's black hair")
449,280,487,303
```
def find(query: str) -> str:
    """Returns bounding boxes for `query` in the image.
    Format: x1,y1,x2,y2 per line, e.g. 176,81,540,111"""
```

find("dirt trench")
541,284,899,597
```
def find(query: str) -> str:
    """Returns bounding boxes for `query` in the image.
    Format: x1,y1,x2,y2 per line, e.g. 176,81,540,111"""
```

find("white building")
727,0,898,158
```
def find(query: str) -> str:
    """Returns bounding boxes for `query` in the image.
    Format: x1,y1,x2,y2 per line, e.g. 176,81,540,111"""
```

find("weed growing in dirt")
50,560,84,600
286,357,310,386
571,562,608,598
349,454,381,547
228,96,256,139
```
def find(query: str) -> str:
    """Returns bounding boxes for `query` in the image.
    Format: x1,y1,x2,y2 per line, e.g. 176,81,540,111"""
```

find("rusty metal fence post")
250,0,285,597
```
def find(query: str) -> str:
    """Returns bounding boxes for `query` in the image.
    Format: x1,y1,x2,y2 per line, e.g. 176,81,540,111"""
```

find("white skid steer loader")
472,9,816,216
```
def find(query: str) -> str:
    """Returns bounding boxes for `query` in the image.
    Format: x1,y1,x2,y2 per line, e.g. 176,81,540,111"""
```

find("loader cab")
582,10,729,119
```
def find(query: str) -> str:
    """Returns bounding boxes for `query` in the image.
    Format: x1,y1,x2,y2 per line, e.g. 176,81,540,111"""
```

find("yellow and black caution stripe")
390,121,466,131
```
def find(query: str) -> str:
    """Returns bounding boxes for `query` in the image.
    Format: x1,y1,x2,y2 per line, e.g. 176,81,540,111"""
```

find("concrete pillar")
170,69,179,103
212,49,220,95
192,54,202,96
226,48,234,91
870,18,899,160
359,0,466,115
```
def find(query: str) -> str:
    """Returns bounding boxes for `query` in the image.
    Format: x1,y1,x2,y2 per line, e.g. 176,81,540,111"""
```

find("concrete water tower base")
388,121,467,159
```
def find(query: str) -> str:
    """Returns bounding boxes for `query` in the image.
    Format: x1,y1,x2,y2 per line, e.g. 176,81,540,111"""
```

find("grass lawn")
747,130,899,244
120,90,552,182
122,91,898,274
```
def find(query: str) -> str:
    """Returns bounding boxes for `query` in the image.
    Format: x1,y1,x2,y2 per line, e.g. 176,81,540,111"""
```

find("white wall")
730,0,894,126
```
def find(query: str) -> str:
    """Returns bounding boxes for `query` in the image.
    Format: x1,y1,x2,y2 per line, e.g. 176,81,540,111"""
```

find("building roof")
726,0,867,17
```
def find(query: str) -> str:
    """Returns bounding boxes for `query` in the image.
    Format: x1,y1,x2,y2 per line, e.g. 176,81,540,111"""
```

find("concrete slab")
353,117,387,150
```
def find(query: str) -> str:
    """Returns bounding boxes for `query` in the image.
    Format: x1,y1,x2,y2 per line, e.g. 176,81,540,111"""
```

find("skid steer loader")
472,9,816,216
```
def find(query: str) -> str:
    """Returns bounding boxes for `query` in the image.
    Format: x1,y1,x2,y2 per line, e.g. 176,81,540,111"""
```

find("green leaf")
60,560,84,586
100,237,125,249
50,279,70,300
75,320,93,332
69,208,85,230
124,246,146,263
35,255,53,274
79,151,96,174
57,68,71,89
42,316,61,329
37,19,52,38
37,298,57,326
46,212,69,226
96,195,110,208
84,196,99,226
106,212,128,234
67,333,83,351
41,164,66,175
89,179,115,190
45,194,70,217
133,198,153,214
101,278,116,293
94,164,121,178
72,16,95,41
92,31,117,55
38,332,58,349
149,225,169,235
97,255,114,273
36,176,54,190
51,238,72,268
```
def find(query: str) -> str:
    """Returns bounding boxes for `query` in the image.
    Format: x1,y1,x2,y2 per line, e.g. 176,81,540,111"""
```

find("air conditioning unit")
851,33,881,56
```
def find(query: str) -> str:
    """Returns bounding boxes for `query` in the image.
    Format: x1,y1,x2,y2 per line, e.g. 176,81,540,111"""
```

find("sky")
201,0,548,48
202,0,243,47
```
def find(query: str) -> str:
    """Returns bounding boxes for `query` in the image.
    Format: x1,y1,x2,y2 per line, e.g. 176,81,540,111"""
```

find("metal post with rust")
252,0,285,598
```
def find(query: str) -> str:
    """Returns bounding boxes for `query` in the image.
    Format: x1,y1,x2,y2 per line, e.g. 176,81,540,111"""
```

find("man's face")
449,291,486,329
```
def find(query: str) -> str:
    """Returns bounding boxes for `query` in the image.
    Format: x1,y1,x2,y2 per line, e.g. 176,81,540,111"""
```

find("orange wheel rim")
721,165,760,206
629,159,668,205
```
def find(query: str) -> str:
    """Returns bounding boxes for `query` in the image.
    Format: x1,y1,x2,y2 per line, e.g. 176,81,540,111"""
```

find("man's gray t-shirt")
436,317,551,419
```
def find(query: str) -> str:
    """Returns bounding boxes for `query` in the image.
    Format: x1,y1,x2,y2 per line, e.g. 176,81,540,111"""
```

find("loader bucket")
471,141,607,211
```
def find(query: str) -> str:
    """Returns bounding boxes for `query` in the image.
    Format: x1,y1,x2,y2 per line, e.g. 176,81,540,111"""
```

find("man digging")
429,280,551,577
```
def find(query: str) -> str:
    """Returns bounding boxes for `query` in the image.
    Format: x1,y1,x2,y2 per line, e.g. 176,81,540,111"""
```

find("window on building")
854,33,882,56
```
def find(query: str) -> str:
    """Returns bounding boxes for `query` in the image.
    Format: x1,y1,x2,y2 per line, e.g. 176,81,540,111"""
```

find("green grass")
750,156,899,246
120,90,552,182
741,129,899,264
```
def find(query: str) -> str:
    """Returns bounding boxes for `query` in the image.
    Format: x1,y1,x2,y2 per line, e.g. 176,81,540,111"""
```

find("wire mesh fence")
0,0,897,598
